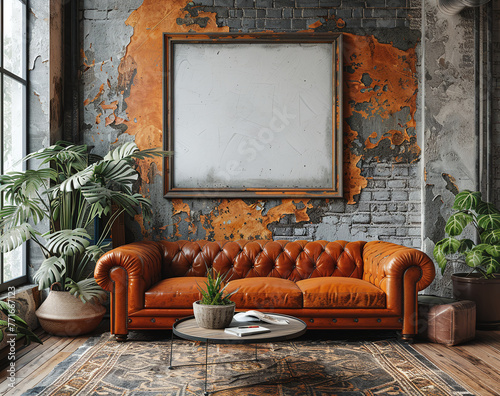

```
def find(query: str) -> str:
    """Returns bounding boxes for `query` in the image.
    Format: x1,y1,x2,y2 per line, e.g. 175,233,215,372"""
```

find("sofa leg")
115,334,128,342
401,334,415,343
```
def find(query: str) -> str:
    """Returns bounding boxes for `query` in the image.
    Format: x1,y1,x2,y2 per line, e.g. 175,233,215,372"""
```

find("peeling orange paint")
118,0,228,186
172,199,190,217
200,199,312,240
341,32,419,203
85,83,105,106
100,100,118,111
96,113,102,124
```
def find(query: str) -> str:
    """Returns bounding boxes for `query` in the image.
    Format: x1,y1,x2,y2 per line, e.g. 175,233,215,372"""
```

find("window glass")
3,0,26,78
3,75,25,173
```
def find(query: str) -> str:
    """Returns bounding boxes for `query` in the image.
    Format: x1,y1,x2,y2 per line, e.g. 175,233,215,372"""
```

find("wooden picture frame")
164,32,343,198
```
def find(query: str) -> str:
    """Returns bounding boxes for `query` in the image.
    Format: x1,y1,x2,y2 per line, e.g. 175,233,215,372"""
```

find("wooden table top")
173,313,307,344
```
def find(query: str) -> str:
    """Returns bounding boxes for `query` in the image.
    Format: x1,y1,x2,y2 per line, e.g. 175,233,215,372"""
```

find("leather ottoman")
418,295,476,346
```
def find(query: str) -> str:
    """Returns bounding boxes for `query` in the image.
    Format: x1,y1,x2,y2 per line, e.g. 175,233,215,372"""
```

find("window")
1,0,28,292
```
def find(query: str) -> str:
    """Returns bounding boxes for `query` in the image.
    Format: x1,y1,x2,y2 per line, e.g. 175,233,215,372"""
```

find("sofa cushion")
144,277,208,309
296,277,386,309
225,277,303,309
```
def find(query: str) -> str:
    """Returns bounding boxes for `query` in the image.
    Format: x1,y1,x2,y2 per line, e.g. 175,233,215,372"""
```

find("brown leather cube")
418,295,476,346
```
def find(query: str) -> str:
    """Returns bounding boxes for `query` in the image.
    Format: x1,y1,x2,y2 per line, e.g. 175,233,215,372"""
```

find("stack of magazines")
224,310,289,337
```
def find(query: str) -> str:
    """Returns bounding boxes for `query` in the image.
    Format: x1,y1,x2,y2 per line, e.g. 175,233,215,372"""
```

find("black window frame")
0,0,29,293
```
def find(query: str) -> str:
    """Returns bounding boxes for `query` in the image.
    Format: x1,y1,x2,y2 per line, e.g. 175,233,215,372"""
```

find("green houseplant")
0,141,166,334
193,269,238,329
433,189,500,328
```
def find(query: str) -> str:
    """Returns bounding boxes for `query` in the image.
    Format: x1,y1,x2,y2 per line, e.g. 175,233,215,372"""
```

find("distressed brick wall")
81,0,423,249
195,0,417,31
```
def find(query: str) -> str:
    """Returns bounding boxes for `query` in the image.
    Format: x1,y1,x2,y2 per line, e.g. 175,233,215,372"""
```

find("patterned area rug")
23,331,472,396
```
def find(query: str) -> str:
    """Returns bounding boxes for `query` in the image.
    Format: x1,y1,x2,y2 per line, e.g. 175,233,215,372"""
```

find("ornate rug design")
23,332,472,395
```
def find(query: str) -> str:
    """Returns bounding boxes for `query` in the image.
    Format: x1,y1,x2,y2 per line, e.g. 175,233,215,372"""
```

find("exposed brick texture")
199,0,418,31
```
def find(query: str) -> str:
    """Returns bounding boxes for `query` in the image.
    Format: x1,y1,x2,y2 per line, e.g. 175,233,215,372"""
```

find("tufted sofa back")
157,240,366,281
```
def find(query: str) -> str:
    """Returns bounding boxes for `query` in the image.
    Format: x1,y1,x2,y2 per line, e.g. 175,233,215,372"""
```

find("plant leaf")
458,239,474,253
67,278,107,303
433,238,460,275
453,190,482,211
34,257,66,290
0,223,37,252
481,229,500,245
59,164,95,192
477,214,500,230
465,250,483,268
45,228,91,256
444,212,473,236
476,201,500,215
481,256,500,275
485,245,500,257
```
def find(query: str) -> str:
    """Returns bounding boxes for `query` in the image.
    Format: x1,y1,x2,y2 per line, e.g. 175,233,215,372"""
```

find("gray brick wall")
196,0,418,31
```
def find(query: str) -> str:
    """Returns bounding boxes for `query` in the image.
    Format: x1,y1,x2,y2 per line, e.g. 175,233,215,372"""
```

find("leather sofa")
94,239,435,341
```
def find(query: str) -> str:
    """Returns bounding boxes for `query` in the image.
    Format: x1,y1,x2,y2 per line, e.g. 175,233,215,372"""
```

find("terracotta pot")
35,290,106,336
192,300,235,329
452,273,500,330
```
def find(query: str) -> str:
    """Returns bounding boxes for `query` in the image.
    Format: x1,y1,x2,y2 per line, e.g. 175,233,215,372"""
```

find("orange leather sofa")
94,240,435,341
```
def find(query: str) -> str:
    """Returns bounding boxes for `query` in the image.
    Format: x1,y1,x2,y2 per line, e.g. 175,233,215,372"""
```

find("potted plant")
193,269,237,329
433,189,500,328
0,141,166,335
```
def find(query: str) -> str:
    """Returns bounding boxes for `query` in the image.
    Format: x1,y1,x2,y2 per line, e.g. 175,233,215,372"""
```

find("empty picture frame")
164,33,343,198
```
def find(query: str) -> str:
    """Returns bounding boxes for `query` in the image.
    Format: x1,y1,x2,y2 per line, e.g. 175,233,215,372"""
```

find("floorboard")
1,327,499,395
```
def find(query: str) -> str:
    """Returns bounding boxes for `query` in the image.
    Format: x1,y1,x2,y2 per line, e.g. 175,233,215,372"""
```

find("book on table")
233,310,289,325
224,325,271,337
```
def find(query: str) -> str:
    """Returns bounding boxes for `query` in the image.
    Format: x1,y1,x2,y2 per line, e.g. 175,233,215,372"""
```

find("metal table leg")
168,330,174,370
204,340,210,395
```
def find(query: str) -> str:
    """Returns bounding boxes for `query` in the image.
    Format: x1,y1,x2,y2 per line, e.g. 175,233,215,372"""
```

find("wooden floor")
0,328,499,395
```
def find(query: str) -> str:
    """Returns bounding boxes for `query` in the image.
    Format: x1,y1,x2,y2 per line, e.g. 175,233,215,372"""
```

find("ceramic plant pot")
452,273,500,329
35,290,106,336
192,300,235,329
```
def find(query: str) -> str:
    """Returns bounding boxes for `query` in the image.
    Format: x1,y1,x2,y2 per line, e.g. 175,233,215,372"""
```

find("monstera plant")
433,189,500,279
0,141,165,302
433,190,500,329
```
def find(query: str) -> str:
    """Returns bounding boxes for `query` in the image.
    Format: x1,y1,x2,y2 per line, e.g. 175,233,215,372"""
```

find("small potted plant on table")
433,189,500,329
193,269,237,329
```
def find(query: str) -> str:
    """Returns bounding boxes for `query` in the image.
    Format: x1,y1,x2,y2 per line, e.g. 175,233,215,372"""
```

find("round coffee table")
169,313,306,395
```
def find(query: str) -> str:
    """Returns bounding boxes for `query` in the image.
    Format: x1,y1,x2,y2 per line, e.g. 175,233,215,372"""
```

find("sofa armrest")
95,241,163,318
363,241,435,292
363,241,436,339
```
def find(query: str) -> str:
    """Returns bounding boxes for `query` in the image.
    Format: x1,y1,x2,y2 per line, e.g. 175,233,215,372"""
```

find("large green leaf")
476,201,500,215
24,142,88,172
84,243,110,262
486,245,500,257
0,224,37,252
444,212,473,236
45,228,91,256
458,239,474,253
477,214,500,231
99,160,138,192
465,250,483,268
104,142,138,162
0,200,46,229
34,257,66,290
67,278,106,303
59,164,95,192
481,229,500,244
433,238,461,274
481,256,500,275
453,190,482,211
